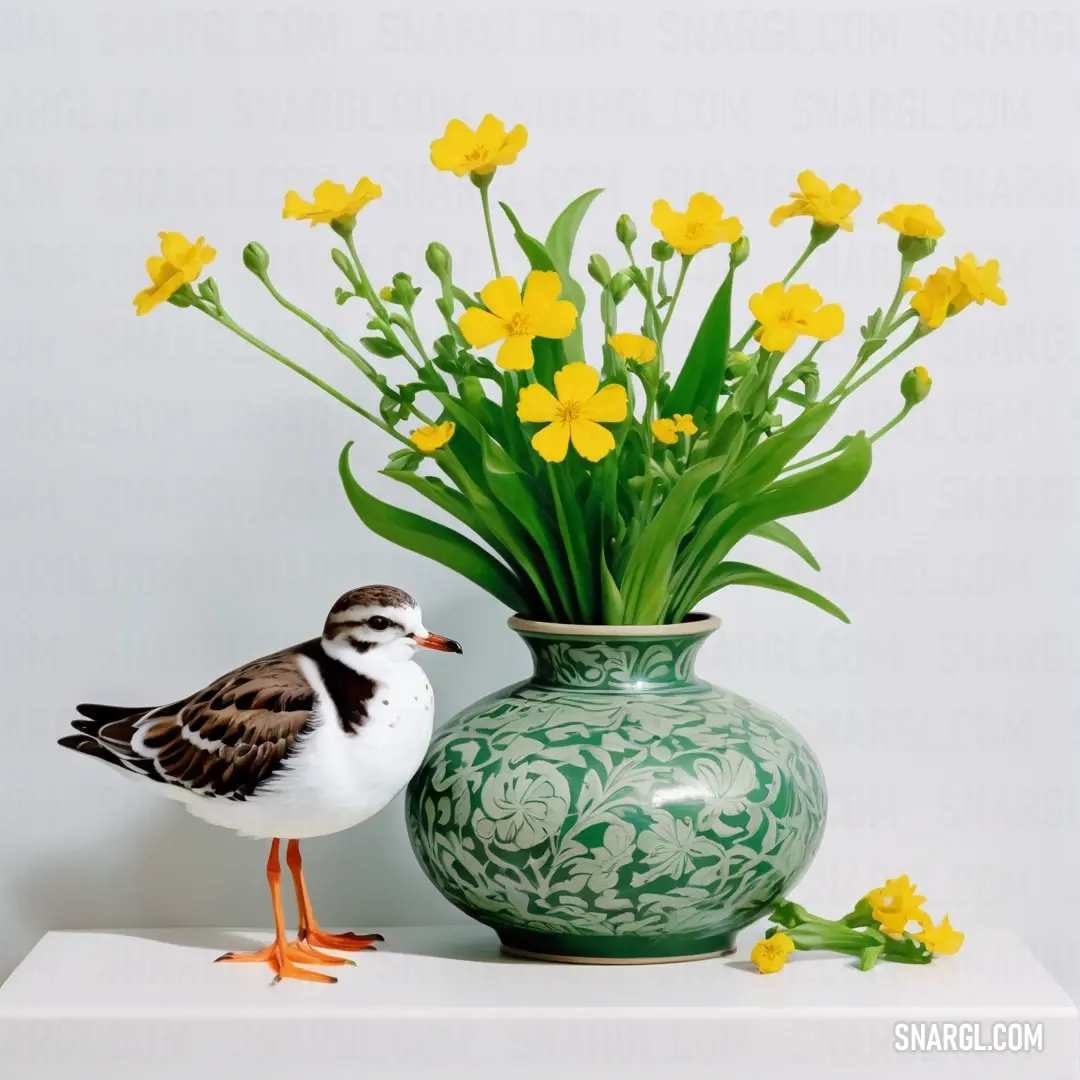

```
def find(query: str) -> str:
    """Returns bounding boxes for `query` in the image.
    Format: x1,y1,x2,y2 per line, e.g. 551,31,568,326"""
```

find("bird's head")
321,585,462,668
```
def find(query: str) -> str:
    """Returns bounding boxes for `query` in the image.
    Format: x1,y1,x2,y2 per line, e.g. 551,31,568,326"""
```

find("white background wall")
1,0,1077,994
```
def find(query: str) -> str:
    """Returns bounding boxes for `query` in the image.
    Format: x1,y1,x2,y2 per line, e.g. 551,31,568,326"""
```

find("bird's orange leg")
215,838,341,983
286,839,384,953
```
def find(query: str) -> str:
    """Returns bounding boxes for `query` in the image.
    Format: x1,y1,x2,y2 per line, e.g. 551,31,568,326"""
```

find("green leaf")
720,400,840,505
545,189,603,281
544,189,604,363
452,286,480,309
339,443,529,612
499,202,555,272
859,945,885,971
360,336,403,359
699,561,849,623
735,431,872,527
385,447,423,473
501,371,536,472
619,454,731,623
673,433,872,618
665,266,733,420
546,462,595,622
750,522,820,571
600,546,624,624
437,394,578,620
530,336,564,390
383,468,511,561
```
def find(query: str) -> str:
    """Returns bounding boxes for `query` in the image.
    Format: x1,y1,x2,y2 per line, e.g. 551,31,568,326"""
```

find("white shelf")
0,926,1075,1078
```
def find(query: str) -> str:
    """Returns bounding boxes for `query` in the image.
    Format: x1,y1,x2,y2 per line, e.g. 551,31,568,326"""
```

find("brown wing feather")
134,646,317,800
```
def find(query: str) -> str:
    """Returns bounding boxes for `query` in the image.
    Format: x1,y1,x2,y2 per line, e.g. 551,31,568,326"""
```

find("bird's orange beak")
411,631,463,654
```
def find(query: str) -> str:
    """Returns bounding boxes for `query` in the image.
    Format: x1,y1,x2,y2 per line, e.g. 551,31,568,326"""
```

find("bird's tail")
59,703,157,778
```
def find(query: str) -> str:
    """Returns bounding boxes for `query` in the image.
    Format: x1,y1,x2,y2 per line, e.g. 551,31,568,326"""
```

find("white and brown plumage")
59,585,461,983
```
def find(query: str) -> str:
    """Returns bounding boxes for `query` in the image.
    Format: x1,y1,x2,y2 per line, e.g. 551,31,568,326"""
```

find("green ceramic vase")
405,615,827,963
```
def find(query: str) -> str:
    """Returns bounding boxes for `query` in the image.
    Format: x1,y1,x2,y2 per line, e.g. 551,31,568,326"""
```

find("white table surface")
0,925,1075,1078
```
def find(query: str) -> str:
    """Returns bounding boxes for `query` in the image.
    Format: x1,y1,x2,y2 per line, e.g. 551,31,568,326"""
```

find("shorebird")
59,585,461,983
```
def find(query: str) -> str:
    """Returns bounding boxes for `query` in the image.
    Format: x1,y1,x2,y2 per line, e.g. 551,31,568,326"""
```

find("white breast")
182,657,436,840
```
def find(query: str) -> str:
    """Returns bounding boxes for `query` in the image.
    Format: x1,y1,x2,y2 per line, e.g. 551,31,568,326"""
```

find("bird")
58,585,462,984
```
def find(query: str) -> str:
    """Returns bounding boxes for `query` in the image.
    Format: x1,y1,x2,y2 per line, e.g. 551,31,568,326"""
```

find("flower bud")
587,253,612,286
331,248,359,287
898,234,937,263
901,365,932,405
729,235,750,269
615,213,637,246
609,268,633,304
379,286,395,302
726,350,750,378
425,241,453,280
460,375,486,410
651,240,674,263
242,241,270,275
392,271,418,307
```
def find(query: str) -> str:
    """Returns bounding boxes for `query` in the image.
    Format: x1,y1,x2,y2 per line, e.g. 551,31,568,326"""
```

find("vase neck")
513,620,718,691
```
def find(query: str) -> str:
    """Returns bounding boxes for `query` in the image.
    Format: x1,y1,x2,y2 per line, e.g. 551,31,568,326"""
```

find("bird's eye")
367,615,390,632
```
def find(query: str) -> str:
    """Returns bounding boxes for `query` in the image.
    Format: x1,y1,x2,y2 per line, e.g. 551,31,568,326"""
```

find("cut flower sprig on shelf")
750,876,965,974
132,115,1006,626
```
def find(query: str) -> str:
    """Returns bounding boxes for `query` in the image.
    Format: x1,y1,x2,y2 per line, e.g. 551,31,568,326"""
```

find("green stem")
884,307,918,336
637,378,658,527
870,403,913,443
781,237,819,285
625,245,666,369
195,304,409,444
882,257,914,328
660,255,691,335
341,232,426,373
255,274,434,425
479,184,501,276
832,328,921,400
259,273,377,376
400,311,432,363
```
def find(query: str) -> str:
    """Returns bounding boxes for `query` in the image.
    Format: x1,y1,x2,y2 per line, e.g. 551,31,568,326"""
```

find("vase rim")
508,612,720,638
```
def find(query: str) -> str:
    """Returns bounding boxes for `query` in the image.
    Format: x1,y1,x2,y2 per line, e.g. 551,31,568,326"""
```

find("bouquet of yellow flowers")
750,875,964,974
134,115,1006,626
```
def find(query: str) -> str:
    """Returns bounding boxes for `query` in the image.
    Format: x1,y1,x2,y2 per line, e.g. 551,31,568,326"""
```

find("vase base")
496,928,736,965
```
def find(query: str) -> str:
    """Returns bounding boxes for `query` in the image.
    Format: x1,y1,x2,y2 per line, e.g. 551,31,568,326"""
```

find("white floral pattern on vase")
405,617,827,962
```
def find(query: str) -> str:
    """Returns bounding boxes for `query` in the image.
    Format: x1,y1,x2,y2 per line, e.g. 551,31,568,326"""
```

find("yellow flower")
410,421,455,453
283,178,382,227
749,282,845,353
951,253,1007,311
877,203,945,239
517,363,627,463
914,913,964,956
430,115,528,177
650,193,742,256
909,256,1006,328
902,276,922,294
652,414,698,445
458,271,577,371
909,266,961,329
133,231,216,316
750,932,795,974
608,333,657,364
770,170,862,232
865,875,928,936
